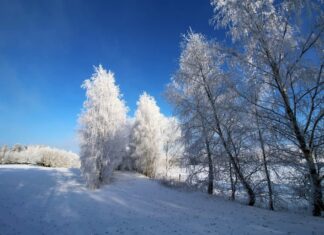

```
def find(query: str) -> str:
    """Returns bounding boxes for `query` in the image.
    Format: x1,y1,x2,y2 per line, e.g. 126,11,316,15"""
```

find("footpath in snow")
0,165,323,235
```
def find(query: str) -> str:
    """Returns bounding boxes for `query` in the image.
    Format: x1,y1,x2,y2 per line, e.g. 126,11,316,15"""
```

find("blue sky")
0,0,224,152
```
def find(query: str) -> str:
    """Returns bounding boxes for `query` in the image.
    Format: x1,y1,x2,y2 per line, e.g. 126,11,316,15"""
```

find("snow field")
0,165,323,235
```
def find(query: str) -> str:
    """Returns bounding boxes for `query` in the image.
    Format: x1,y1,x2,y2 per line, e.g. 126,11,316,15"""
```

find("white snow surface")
0,165,323,235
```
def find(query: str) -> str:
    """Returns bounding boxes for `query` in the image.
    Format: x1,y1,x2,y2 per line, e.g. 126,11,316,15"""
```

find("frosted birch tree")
130,92,164,178
167,72,216,194
78,65,128,189
161,117,183,179
168,31,257,200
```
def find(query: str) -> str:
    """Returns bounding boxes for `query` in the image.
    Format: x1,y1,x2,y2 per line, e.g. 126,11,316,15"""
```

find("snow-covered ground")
0,165,323,235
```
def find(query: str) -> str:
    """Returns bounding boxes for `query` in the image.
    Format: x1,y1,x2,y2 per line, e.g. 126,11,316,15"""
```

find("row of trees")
78,0,322,216
0,145,80,168
167,0,323,216
78,66,183,189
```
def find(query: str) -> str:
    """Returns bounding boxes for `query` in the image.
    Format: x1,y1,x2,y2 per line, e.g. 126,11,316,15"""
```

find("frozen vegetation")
0,165,323,235
74,0,323,217
1,3,322,235
0,145,80,168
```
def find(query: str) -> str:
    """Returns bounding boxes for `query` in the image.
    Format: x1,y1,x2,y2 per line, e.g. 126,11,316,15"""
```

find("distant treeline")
0,144,80,168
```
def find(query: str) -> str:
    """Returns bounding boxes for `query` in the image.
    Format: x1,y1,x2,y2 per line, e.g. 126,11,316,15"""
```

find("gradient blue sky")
0,0,225,152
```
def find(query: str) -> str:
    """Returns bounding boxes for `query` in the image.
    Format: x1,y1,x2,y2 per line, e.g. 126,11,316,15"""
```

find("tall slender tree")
78,65,128,189
168,31,256,202
130,92,164,178
161,117,183,179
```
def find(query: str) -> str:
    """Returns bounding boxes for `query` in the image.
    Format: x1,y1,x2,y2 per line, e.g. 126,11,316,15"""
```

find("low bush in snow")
0,145,80,168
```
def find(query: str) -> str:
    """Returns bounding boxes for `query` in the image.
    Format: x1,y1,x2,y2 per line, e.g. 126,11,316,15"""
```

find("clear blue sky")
0,0,225,152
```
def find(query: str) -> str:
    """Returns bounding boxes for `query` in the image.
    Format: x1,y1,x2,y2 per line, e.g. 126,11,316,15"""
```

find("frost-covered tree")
161,117,183,179
117,118,135,171
0,145,9,164
130,92,164,178
212,0,323,216
78,65,128,189
168,31,256,201
167,65,216,195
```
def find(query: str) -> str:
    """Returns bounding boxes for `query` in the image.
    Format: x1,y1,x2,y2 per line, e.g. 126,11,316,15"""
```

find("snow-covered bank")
0,165,323,235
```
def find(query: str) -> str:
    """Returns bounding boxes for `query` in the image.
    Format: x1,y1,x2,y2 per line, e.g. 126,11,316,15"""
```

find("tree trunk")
205,138,214,195
273,67,322,216
209,95,255,204
255,110,274,210
230,155,256,206
197,106,214,195
258,129,274,210
229,161,236,200
305,150,323,216
201,72,255,205
97,153,104,184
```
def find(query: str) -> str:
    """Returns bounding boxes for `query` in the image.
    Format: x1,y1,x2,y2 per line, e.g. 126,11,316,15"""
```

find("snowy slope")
0,165,323,235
